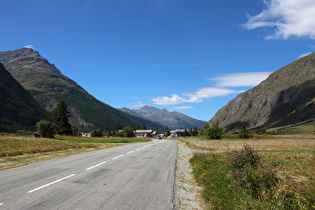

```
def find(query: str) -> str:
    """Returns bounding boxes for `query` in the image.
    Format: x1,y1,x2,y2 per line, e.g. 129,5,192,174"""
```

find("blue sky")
1,0,315,121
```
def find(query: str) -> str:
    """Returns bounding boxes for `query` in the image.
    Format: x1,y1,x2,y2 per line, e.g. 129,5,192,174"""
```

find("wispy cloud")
210,72,271,87
183,87,238,102
171,106,194,110
131,101,146,107
24,45,34,49
244,0,315,40
152,72,271,106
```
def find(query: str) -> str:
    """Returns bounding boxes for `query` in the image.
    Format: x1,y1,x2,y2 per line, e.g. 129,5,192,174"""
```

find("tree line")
36,101,81,138
36,101,152,138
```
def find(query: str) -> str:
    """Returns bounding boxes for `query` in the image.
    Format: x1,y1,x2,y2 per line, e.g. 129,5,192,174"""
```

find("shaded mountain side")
0,63,52,132
119,106,207,130
208,52,315,133
0,48,164,132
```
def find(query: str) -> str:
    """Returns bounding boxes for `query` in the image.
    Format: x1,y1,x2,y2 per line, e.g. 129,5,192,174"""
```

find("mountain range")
119,106,207,130
0,48,165,132
0,63,52,132
1,47,314,134
208,52,315,133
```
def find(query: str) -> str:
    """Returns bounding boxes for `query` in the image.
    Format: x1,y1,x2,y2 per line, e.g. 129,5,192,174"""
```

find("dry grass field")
177,134,315,152
0,134,119,171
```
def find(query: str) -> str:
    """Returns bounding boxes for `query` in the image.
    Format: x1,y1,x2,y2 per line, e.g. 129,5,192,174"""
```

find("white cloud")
24,45,34,49
211,72,272,87
244,0,315,40
152,72,272,106
152,94,188,105
171,106,194,110
184,87,237,101
152,87,237,105
298,52,312,59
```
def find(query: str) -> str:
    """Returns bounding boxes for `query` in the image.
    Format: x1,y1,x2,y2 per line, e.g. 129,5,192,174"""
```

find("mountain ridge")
0,48,165,132
0,62,52,132
208,52,315,133
119,105,207,130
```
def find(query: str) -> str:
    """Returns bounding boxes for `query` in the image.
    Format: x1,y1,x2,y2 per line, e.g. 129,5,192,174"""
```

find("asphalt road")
0,139,177,210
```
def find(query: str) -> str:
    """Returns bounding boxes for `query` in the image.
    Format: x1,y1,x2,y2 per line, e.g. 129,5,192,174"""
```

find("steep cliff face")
208,52,315,132
0,48,164,132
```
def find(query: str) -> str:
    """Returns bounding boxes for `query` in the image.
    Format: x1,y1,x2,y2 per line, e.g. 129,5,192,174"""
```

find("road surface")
0,139,177,210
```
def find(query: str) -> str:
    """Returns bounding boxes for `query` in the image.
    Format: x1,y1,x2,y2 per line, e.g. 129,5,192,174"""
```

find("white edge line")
85,161,107,171
126,150,135,154
0,203,3,206
27,174,76,193
112,154,124,160
135,148,141,150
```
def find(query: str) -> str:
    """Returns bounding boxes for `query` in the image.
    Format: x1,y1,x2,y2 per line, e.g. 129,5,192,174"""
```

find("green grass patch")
190,148,315,209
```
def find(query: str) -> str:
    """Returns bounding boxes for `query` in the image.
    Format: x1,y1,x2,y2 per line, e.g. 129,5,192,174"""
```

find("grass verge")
182,135,315,209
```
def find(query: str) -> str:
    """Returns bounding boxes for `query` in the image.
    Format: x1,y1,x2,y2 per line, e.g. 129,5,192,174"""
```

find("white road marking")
27,174,76,193
85,161,108,171
126,150,135,154
112,154,124,160
0,203,4,206
135,148,142,150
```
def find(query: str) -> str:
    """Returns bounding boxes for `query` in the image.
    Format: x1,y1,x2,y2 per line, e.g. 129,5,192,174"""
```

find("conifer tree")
53,101,72,135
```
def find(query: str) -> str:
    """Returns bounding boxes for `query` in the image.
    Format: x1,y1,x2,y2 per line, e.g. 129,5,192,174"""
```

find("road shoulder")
174,141,203,209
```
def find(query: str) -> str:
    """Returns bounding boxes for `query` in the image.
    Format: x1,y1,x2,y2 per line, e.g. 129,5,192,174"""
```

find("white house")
134,130,155,138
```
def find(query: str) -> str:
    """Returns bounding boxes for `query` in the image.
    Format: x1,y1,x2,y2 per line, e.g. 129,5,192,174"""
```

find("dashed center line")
24,141,163,194
112,154,124,160
86,161,107,171
27,174,76,193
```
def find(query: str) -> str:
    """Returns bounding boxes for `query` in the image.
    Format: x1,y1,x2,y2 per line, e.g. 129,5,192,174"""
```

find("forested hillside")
0,63,52,132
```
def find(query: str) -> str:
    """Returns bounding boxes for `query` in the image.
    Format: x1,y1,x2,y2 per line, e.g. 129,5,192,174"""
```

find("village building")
169,129,186,137
134,130,156,138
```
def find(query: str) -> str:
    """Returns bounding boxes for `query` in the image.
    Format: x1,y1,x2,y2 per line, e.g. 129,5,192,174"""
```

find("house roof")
134,130,153,133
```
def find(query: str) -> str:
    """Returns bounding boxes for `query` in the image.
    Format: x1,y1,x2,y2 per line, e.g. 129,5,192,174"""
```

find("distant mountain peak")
0,48,165,132
119,105,206,130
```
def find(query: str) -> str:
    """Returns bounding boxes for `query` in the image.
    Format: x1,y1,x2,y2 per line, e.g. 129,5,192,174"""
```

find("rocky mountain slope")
208,52,315,132
119,106,206,130
0,48,164,132
0,63,52,132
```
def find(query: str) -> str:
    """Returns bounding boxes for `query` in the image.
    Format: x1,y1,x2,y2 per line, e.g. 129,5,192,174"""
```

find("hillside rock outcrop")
208,52,315,132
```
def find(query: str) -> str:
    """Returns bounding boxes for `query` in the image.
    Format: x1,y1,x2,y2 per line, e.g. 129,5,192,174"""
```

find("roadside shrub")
228,145,278,198
228,144,261,168
36,121,55,138
91,129,103,137
198,123,224,139
16,130,33,135
238,124,251,139
123,127,134,137
71,124,81,136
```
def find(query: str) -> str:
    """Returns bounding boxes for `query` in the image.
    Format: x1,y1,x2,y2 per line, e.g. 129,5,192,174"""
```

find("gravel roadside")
174,141,204,210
